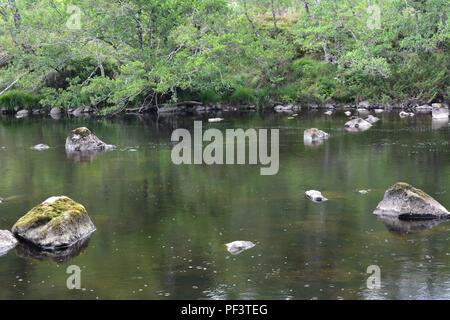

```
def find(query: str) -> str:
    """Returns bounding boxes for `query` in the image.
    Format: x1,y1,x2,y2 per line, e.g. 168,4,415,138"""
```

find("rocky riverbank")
1,99,449,118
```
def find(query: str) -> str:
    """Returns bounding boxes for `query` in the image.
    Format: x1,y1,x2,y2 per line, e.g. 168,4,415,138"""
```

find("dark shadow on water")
377,215,449,234
15,235,93,263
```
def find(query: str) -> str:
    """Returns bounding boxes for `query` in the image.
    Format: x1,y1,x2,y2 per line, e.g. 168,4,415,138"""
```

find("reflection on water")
15,236,93,263
0,111,450,299
377,216,448,234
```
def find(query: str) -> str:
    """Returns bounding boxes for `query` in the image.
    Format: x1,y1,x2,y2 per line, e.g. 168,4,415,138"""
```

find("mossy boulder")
0,230,18,256
12,196,96,249
65,127,115,153
374,182,450,220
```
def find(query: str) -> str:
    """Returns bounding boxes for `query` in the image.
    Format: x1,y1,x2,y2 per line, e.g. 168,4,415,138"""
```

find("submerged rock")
432,103,449,120
12,196,96,249
15,235,92,262
344,118,372,132
365,115,380,124
373,182,449,220
31,144,50,151
65,127,115,153
304,128,329,143
0,230,18,256
305,190,328,203
225,241,255,255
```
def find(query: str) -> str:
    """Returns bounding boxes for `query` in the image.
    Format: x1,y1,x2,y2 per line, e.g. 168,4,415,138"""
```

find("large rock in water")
12,196,96,249
373,182,450,220
65,127,115,153
0,230,18,256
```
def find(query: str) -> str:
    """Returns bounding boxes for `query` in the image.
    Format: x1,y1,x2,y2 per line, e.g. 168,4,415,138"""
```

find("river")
1,110,450,299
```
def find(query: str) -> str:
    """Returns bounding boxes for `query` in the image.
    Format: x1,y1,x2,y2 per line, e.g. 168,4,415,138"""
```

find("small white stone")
305,190,328,203
208,118,224,123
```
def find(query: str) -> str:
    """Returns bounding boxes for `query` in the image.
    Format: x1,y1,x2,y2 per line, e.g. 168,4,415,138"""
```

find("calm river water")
1,110,450,299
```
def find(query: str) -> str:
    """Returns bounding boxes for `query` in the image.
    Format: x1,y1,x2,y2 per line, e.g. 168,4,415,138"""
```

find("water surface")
1,111,450,300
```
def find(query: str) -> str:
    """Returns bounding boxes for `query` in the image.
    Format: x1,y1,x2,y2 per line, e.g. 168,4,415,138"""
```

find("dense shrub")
0,90,40,110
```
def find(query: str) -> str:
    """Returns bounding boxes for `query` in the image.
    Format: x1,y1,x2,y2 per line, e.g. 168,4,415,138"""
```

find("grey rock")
432,103,449,120
15,109,29,119
365,115,380,124
72,107,84,117
358,101,371,109
415,104,432,113
399,111,415,118
344,118,372,132
304,128,329,142
0,230,18,256
225,241,255,255
373,182,449,220
50,107,62,115
12,196,96,249
65,127,115,153
305,190,328,203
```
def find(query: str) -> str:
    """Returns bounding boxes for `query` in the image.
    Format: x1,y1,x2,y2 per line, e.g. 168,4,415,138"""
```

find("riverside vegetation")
0,0,449,116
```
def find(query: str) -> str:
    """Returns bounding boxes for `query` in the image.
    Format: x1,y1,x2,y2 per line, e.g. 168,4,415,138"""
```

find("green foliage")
0,0,448,113
0,90,40,110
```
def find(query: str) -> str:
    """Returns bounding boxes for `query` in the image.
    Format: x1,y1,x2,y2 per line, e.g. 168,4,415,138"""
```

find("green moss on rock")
13,196,86,231
72,127,91,137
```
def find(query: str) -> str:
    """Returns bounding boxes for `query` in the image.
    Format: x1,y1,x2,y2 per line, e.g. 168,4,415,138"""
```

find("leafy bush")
0,90,40,110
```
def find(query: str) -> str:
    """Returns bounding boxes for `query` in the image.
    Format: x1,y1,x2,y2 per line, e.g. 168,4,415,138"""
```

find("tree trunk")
302,0,310,15
135,9,143,50
243,0,258,36
270,0,278,35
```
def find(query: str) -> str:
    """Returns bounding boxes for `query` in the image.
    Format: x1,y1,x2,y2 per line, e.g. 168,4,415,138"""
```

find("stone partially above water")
65,127,115,153
344,118,372,132
12,196,96,249
432,103,449,120
0,230,18,256
304,128,329,142
225,241,255,255
399,111,415,118
373,182,450,220
305,190,328,203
